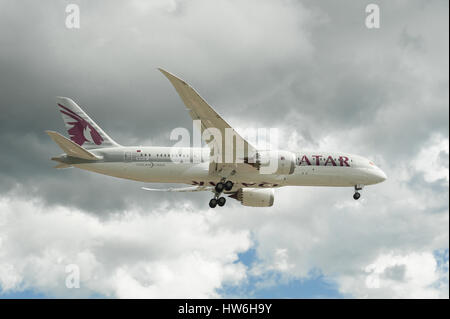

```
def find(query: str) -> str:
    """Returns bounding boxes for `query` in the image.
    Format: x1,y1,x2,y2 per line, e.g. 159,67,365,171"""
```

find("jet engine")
230,188,275,207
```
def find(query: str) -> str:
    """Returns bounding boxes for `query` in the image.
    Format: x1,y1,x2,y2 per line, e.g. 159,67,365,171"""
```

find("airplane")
46,68,387,208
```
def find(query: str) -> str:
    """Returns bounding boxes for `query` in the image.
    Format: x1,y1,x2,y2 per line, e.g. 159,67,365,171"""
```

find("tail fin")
56,97,119,149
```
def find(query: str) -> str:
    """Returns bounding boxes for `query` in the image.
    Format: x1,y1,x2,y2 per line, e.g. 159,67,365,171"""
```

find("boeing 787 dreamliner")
47,69,386,208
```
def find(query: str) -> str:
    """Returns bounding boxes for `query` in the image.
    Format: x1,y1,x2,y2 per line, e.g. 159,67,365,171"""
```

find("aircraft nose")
376,168,387,183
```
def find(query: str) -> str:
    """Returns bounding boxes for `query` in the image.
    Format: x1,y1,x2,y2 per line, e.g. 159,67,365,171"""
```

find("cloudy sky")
0,0,448,298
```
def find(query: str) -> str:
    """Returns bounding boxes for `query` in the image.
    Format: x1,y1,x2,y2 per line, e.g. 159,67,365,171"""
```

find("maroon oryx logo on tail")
58,103,104,146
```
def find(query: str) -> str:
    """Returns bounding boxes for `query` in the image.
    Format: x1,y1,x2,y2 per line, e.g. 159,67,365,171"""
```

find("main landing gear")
353,184,364,200
215,180,234,193
209,196,226,208
209,180,234,208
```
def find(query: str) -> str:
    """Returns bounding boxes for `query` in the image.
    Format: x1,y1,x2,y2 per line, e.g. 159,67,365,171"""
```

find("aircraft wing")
142,185,214,192
159,68,259,176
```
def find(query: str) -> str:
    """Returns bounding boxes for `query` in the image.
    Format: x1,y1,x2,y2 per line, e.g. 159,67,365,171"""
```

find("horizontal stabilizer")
46,130,101,161
142,185,213,192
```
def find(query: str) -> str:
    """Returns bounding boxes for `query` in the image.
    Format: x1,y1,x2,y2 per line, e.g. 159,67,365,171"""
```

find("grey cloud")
382,264,407,282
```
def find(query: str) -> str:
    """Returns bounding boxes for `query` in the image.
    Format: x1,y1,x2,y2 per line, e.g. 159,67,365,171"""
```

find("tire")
215,182,224,193
218,197,226,207
353,192,361,200
224,181,234,191
209,198,217,208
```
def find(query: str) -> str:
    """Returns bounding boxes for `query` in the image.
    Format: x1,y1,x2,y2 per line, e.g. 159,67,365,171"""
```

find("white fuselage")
67,146,387,190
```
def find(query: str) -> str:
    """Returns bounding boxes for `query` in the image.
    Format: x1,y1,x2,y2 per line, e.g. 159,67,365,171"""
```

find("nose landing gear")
353,184,364,200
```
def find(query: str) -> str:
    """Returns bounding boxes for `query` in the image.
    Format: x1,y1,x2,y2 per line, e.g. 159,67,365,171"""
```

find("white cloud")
210,132,448,298
0,151,448,298
338,251,449,298
0,196,251,298
412,134,449,185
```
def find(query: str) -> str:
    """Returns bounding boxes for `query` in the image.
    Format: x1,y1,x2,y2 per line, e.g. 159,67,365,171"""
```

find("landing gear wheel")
215,182,224,193
353,192,361,200
209,198,218,208
218,197,226,207
224,181,234,191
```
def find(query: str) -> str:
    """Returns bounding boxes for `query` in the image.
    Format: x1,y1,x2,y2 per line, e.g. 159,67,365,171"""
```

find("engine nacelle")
231,188,275,207
249,150,296,175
